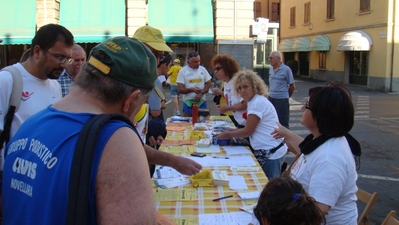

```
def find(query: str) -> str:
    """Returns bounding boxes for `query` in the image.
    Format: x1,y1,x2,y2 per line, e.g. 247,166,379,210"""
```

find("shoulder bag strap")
66,113,135,225
0,66,23,150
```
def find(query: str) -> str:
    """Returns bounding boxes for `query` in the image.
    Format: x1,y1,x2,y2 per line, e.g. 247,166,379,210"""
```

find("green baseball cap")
88,36,157,89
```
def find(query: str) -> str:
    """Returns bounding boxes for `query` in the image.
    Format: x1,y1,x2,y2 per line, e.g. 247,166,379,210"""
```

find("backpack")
0,65,23,223
66,113,138,225
0,65,23,149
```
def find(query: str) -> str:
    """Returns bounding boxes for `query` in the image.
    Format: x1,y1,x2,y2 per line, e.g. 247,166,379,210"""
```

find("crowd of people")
0,23,361,225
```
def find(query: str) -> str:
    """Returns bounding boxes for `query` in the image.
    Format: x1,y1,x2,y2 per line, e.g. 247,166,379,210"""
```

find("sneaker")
174,110,181,116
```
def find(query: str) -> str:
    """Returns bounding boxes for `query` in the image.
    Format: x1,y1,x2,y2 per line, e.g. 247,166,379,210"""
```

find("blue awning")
148,0,214,42
0,0,36,45
59,0,126,43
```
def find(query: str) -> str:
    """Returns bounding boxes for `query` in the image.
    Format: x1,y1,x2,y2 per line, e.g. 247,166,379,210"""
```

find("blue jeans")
268,97,290,129
261,155,285,180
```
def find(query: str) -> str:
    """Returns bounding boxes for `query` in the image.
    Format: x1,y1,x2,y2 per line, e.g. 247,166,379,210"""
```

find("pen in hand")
212,195,233,201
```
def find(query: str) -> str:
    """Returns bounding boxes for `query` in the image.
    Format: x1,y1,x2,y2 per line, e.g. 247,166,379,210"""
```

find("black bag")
66,113,138,225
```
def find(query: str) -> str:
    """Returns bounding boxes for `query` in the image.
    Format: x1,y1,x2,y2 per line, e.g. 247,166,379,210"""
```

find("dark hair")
254,176,325,225
211,54,240,79
308,83,354,137
30,24,74,56
73,49,151,104
158,52,172,68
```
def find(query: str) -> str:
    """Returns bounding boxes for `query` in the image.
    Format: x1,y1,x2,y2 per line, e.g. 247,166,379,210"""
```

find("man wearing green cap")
2,37,158,224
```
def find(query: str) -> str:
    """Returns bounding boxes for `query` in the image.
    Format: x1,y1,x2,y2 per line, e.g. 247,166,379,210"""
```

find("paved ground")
161,77,399,224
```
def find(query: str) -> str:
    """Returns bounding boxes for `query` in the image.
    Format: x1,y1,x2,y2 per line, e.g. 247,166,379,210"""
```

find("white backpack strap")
2,66,23,112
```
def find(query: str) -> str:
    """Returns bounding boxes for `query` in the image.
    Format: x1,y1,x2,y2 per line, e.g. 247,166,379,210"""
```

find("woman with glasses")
216,70,287,179
211,54,246,128
271,83,361,224
254,176,325,225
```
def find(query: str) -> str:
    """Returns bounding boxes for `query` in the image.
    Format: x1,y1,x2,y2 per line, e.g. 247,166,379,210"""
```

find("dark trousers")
268,97,290,129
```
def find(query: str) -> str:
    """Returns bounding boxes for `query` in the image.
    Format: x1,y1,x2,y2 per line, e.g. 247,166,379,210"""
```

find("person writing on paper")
216,70,287,179
271,83,360,224
211,54,247,128
254,176,325,225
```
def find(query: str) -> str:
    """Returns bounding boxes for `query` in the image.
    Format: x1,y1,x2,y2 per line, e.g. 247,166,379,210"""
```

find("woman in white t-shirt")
217,70,287,179
271,84,361,225
211,54,246,127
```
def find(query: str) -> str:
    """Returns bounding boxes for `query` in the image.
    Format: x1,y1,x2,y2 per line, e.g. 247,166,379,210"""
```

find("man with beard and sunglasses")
0,24,74,170
58,44,86,97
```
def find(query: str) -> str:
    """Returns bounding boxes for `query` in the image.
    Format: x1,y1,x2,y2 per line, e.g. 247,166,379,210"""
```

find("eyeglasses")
45,50,73,64
269,57,276,60
214,67,223,71
304,101,311,110
188,51,199,59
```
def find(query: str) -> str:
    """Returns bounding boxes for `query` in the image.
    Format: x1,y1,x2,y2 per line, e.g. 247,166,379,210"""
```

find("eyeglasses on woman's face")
214,66,223,71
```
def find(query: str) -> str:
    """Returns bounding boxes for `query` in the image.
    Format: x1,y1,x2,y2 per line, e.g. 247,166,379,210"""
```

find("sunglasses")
214,67,223,71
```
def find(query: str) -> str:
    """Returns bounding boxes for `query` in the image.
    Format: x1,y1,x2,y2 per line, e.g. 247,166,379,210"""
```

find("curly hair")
254,176,326,225
232,69,268,96
211,54,240,79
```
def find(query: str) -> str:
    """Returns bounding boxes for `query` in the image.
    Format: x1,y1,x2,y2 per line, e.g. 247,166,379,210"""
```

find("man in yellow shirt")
167,59,182,115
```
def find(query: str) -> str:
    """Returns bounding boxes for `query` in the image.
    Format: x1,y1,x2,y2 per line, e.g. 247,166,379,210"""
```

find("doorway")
349,51,368,85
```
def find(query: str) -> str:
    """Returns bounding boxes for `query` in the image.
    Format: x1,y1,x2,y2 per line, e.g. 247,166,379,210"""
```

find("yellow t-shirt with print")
167,65,182,84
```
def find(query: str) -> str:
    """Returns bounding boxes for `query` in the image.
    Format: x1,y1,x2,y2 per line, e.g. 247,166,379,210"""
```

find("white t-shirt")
158,75,166,83
176,66,212,101
247,94,287,160
290,137,358,225
0,63,62,168
224,79,246,126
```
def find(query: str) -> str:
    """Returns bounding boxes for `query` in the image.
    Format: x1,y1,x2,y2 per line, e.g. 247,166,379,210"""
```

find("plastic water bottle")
192,104,198,125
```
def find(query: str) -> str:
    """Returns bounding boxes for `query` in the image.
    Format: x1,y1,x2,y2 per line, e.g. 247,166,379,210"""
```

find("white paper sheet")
228,176,248,190
152,165,184,179
196,145,221,153
188,156,256,167
198,212,259,225
222,146,252,155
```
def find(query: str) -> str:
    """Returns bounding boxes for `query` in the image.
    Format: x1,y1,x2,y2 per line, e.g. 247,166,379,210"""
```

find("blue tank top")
2,106,139,224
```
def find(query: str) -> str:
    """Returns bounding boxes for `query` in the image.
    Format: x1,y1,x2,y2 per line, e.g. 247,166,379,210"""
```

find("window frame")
318,51,326,69
304,2,311,25
360,0,370,13
290,7,296,27
326,0,335,20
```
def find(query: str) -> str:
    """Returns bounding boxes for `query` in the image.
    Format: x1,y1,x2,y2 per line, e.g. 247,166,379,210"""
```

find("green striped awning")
310,35,331,51
292,37,311,52
0,0,36,45
148,0,214,42
278,39,294,52
59,0,126,43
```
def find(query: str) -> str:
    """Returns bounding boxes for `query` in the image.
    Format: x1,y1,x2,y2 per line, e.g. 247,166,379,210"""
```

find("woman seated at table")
254,176,325,225
216,70,287,179
271,83,361,224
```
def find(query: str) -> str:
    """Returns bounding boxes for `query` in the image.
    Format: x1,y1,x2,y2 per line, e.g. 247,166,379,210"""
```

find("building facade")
279,0,399,91
0,0,280,74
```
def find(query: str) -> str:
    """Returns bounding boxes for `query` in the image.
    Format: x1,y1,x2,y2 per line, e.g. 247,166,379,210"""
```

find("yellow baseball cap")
133,25,173,53
174,58,180,64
